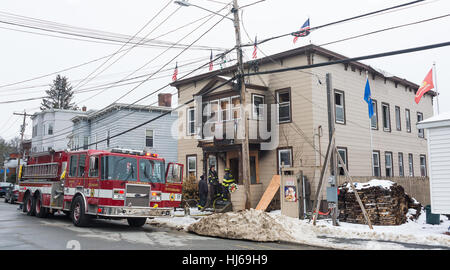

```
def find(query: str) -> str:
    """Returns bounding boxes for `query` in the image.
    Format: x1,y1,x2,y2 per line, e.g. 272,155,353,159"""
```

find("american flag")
293,18,310,44
209,50,214,71
172,63,178,81
252,36,257,59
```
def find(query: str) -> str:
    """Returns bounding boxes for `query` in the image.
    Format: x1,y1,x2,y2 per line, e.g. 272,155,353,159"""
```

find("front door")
229,158,239,185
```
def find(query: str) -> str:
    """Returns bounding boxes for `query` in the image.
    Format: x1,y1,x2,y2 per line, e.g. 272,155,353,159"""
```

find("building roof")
417,111,450,129
71,103,175,122
170,44,436,97
31,108,87,119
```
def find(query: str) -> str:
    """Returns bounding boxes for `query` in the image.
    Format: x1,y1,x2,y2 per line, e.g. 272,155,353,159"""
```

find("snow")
344,179,395,191
148,208,450,250
419,111,450,123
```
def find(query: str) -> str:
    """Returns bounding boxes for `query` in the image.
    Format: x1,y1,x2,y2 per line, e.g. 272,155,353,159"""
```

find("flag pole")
433,62,440,115
366,71,374,176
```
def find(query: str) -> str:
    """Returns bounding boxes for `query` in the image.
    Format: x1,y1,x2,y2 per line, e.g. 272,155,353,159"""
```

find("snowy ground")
148,208,450,250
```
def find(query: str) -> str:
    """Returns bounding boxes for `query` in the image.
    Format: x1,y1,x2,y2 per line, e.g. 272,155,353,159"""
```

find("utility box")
280,168,299,218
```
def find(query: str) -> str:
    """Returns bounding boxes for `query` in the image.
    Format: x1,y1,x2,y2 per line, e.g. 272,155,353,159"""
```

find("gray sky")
0,0,449,141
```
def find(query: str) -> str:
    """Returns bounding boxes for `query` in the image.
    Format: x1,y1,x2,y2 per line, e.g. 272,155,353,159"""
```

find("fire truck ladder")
22,163,59,179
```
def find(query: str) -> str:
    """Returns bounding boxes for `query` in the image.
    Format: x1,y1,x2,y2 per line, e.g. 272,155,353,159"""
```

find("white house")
417,112,450,214
31,108,88,153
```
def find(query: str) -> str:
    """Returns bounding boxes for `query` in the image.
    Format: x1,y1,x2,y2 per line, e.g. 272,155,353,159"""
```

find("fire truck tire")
71,196,91,227
35,194,48,218
127,217,147,227
25,195,36,216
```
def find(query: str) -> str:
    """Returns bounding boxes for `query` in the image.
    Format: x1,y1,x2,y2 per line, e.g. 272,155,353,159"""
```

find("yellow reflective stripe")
223,179,234,183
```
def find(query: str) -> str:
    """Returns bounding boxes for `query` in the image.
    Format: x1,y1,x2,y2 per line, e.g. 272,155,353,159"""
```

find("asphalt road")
0,201,326,250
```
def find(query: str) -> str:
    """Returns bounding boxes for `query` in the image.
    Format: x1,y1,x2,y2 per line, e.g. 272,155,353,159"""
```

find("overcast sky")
0,0,448,141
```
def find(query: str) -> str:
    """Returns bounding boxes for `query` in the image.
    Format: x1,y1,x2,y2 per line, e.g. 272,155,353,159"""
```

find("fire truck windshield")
139,159,164,183
101,155,138,181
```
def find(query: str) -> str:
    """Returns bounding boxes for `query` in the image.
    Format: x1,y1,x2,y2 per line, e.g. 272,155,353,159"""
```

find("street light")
174,1,233,21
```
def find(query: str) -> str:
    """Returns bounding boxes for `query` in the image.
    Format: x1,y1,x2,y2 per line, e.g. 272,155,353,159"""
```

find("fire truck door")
165,163,184,184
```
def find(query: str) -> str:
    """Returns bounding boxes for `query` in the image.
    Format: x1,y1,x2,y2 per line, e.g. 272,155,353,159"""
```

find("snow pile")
344,179,395,191
269,211,450,250
187,209,293,242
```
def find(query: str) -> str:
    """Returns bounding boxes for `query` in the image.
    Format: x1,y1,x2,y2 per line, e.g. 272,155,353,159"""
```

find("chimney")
158,93,172,107
82,106,87,112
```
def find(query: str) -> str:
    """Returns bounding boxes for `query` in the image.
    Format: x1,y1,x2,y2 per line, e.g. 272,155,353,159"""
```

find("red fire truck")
17,148,183,227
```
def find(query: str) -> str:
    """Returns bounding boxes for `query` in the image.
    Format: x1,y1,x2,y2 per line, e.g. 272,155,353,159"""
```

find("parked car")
0,182,13,197
4,184,19,204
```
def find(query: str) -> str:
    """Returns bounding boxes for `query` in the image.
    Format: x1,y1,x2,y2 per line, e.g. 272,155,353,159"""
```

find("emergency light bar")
110,148,158,158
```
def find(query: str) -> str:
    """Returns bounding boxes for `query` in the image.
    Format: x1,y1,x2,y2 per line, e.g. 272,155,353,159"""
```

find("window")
417,112,424,138
252,94,265,120
372,151,381,177
334,90,345,124
406,109,411,133
385,152,393,177
186,155,197,179
371,100,378,130
145,129,154,148
208,155,217,172
101,156,137,181
83,136,89,150
382,103,391,132
420,155,427,177
69,155,79,177
231,96,241,120
187,108,195,135
78,154,86,177
220,98,231,122
209,100,219,123
88,156,99,177
398,153,404,177
32,125,38,137
337,147,348,176
408,153,414,176
276,89,291,123
107,130,110,148
48,124,53,135
139,159,164,183
395,106,401,131
277,148,293,174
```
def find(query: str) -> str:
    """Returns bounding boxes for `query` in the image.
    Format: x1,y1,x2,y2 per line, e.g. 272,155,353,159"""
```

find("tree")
41,75,78,111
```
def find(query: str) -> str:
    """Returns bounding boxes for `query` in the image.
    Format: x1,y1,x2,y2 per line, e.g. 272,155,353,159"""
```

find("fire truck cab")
18,148,183,227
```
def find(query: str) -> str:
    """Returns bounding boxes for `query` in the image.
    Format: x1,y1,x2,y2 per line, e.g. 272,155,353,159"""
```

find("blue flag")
364,79,374,118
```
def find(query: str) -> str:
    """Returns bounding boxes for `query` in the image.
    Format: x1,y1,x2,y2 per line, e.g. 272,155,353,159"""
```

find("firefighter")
208,165,221,199
222,168,235,201
197,175,208,210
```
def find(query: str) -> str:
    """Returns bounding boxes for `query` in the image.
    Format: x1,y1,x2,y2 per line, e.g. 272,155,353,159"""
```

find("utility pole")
13,111,31,185
232,0,252,209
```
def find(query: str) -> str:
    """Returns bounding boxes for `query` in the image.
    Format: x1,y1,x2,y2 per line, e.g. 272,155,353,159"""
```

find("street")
0,202,325,250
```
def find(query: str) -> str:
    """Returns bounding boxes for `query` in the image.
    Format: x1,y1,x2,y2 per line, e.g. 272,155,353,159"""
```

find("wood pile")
338,181,422,226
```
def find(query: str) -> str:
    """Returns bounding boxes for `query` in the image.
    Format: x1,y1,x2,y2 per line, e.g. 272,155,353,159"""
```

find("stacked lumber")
338,180,422,226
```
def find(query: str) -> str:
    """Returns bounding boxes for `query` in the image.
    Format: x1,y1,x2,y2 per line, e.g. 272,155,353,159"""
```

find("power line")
241,0,429,48
245,41,450,77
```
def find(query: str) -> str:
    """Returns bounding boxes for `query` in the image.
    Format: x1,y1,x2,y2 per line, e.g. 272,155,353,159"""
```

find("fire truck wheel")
127,217,147,227
35,194,48,218
71,196,91,227
25,195,36,216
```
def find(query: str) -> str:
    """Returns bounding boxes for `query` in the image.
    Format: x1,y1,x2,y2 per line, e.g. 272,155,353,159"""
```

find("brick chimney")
158,93,172,107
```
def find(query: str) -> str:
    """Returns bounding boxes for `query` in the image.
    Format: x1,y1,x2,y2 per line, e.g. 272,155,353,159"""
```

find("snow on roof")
417,111,450,129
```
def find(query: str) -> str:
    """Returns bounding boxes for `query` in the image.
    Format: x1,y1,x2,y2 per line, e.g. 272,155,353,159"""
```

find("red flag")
209,50,214,71
172,63,178,81
415,68,434,104
252,36,257,59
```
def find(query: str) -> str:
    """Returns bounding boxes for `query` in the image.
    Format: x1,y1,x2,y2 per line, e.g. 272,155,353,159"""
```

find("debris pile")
187,209,292,242
338,180,422,226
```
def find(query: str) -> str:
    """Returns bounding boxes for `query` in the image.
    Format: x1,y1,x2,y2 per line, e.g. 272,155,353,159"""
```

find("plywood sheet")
255,175,280,211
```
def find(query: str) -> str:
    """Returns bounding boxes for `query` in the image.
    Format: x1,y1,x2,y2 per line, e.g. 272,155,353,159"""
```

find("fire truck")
17,148,183,227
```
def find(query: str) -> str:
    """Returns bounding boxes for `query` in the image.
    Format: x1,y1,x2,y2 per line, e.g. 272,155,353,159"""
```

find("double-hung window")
187,107,195,136
398,153,404,177
385,152,393,177
420,155,427,177
276,89,291,123
382,103,391,132
220,98,231,122
277,148,293,175
406,109,411,133
252,94,265,120
395,106,401,131
231,96,241,120
417,112,424,138
372,151,381,177
186,155,197,179
371,100,378,129
335,90,345,124
337,147,348,176
145,129,154,148
408,154,414,176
